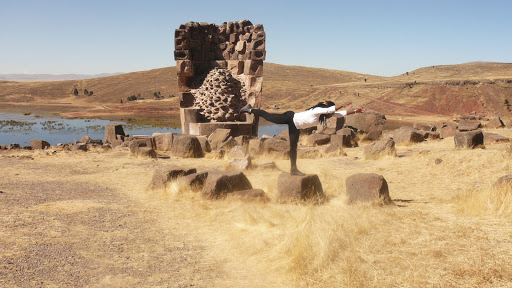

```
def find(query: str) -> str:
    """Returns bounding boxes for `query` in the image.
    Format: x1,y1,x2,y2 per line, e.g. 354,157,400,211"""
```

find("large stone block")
307,134,331,146
152,133,174,151
454,130,484,149
344,112,386,133
364,137,396,160
277,173,325,203
104,124,125,145
171,135,204,158
345,173,392,204
202,171,253,199
393,126,424,144
457,120,481,132
262,138,289,157
208,128,232,150
177,60,194,77
149,167,197,189
30,139,50,150
333,128,358,147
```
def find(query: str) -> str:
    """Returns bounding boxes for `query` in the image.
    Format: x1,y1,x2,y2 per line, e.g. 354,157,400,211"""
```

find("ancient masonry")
174,20,265,137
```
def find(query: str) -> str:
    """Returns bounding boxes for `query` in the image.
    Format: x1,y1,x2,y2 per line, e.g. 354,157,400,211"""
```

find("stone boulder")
152,133,174,151
364,137,396,160
483,133,510,144
323,143,346,156
30,139,50,150
208,128,231,150
277,129,290,142
227,189,270,202
149,167,197,189
345,173,392,204
248,138,264,155
362,129,382,142
171,135,204,158
440,124,457,138
422,131,440,140
104,124,125,146
344,112,386,133
136,147,157,158
277,173,325,203
316,117,345,135
454,130,484,149
307,134,331,146
202,171,253,199
457,120,481,132
262,138,289,158
129,138,153,153
226,145,251,170
393,126,424,144
182,172,209,191
486,117,505,129
332,128,358,147
71,143,88,152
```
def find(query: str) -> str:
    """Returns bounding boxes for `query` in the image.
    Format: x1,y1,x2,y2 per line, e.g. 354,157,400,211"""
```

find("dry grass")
3,129,512,287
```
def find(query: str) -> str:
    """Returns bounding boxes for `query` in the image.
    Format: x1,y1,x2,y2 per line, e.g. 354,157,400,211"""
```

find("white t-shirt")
292,106,347,129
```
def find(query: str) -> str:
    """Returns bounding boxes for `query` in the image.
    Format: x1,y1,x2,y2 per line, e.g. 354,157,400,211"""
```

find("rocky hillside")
1,62,511,118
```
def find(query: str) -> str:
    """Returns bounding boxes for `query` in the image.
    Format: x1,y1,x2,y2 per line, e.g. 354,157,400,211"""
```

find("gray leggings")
251,109,300,170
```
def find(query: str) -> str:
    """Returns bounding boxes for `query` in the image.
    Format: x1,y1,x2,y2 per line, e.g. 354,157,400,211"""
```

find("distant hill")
0,73,125,81
1,62,511,119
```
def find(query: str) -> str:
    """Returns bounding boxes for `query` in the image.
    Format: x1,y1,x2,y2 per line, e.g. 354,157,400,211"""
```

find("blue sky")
1,0,511,76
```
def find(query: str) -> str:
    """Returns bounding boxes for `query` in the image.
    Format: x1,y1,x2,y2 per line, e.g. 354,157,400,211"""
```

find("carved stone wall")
174,20,265,136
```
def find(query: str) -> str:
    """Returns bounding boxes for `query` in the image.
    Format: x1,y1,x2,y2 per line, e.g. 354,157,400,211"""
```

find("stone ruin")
174,20,265,137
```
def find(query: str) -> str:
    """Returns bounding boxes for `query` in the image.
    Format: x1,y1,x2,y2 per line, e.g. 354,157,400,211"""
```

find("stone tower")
174,20,265,137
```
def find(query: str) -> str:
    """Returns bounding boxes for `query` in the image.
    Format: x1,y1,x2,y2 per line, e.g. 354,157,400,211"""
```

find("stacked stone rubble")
192,68,247,121
174,20,265,135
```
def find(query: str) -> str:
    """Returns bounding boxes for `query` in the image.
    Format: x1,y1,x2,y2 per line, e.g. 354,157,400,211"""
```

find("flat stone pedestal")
277,173,325,203
181,107,257,137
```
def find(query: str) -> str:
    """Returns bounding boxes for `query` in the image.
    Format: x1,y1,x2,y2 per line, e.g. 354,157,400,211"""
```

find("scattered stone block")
226,146,251,170
195,135,211,154
71,143,88,152
256,161,277,170
30,139,50,150
277,129,289,142
323,143,346,157
364,137,396,160
316,117,344,135
362,128,382,142
333,128,358,147
277,173,325,203
262,138,289,158
136,147,157,158
484,133,510,144
440,125,457,138
454,130,484,149
208,128,231,150
434,158,443,165
172,135,204,158
104,124,125,145
202,171,253,199
344,112,386,133
307,134,331,146
182,172,209,191
457,120,481,132
129,138,153,154
152,133,174,151
393,126,424,144
149,167,197,189
248,138,264,155
298,148,323,158
345,173,392,204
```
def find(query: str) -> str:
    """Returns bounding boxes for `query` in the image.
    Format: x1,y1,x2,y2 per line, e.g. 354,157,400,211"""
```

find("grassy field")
2,127,512,287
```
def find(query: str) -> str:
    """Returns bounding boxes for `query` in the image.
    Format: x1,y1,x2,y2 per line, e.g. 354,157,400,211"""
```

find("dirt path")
0,152,225,287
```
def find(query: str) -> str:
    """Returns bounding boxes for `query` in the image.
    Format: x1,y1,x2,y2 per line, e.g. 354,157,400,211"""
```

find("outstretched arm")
335,102,352,111
345,107,365,115
332,106,365,118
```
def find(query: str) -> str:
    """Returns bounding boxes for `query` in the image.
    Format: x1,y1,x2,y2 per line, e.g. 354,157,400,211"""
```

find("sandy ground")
2,132,512,287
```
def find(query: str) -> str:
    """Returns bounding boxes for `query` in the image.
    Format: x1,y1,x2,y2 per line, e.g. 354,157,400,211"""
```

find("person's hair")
306,101,335,127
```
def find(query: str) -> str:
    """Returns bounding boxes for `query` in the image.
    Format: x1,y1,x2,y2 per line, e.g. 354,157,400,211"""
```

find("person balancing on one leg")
240,101,365,176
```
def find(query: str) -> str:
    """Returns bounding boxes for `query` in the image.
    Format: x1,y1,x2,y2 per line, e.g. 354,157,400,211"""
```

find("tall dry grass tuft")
455,183,512,217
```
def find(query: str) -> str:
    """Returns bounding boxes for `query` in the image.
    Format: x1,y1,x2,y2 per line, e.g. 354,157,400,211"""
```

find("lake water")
0,112,287,146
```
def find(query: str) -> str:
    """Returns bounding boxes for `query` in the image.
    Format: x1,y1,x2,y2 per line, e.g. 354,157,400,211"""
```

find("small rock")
149,167,197,189
364,137,396,160
306,134,331,146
